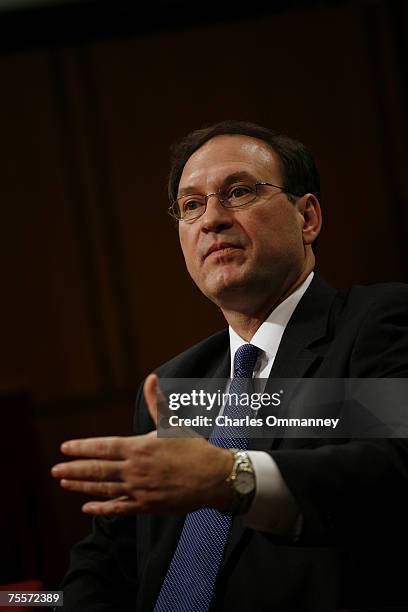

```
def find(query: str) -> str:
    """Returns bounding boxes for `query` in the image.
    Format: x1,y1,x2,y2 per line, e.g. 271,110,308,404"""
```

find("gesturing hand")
51,374,233,516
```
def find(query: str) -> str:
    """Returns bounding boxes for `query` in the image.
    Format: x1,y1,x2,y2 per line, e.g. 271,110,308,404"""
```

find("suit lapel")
250,274,337,454
268,274,337,376
250,342,324,453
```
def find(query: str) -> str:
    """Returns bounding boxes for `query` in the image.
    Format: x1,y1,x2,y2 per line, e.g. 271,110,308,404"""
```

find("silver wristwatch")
225,449,256,515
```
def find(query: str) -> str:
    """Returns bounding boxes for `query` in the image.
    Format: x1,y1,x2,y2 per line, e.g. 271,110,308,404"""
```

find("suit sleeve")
60,515,139,611
270,286,408,545
59,384,152,611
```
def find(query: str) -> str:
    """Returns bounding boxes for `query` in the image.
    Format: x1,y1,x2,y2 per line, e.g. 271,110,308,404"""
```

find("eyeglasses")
168,182,298,222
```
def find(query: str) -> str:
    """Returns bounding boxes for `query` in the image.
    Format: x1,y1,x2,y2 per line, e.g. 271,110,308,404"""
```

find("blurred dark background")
0,0,407,591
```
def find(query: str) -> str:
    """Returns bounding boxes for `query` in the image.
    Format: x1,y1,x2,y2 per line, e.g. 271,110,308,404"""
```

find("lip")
204,242,242,259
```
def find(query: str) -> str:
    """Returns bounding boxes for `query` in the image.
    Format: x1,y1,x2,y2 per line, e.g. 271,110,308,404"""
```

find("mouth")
204,242,242,260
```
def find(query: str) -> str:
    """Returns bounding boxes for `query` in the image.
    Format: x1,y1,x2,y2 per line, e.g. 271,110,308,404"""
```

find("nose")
200,193,234,233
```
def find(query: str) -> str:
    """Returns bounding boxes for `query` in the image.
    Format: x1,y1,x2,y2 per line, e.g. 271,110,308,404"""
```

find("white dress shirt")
228,272,314,533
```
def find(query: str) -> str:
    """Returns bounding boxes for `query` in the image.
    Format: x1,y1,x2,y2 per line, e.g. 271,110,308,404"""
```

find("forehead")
178,134,282,193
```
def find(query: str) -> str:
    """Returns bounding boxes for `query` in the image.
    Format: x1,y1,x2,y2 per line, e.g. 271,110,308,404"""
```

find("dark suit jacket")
61,275,408,611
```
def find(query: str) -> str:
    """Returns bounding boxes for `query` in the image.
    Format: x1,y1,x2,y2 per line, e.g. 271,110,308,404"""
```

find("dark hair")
167,120,321,204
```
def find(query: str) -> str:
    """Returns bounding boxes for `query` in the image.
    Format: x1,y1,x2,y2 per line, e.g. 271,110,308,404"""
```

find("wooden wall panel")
1,52,102,400
1,2,407,402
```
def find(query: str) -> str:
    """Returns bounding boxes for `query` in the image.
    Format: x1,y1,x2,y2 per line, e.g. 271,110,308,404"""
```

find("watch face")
235,471,255,495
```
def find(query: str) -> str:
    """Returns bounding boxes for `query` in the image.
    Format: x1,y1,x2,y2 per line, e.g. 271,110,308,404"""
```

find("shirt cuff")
244,451,301,536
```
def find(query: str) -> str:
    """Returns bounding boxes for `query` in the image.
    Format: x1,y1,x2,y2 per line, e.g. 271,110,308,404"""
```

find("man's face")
178,134,311,314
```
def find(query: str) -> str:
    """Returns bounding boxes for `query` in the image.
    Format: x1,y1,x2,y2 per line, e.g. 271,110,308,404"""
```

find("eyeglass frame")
168,181,302,222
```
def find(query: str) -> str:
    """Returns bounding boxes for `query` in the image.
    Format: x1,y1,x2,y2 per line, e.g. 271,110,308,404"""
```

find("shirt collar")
229,271,314,375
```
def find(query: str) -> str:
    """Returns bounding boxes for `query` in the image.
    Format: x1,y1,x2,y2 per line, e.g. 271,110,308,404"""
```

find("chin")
201,275,252,308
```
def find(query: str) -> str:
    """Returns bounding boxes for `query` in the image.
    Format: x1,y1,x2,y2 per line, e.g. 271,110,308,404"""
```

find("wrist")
208,447,235,512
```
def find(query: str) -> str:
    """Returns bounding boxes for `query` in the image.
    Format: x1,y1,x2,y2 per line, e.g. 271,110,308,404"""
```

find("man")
52,120,408,611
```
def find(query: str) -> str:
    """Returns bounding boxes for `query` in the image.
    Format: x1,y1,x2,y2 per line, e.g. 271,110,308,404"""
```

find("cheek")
178,230,189,260
246,208,302,257
179,232,198,274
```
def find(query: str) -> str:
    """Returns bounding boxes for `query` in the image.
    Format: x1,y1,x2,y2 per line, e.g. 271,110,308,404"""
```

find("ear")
297,194,322,246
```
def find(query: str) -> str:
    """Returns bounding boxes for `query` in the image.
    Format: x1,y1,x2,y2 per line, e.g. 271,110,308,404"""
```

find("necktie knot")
233,343,261,378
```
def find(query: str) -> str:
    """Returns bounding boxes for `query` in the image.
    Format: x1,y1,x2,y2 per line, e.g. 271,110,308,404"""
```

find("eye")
227,184,253,200
181,197,204,213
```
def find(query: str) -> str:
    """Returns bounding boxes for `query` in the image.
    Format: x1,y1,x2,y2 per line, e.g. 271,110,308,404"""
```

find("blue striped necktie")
154,343,261,612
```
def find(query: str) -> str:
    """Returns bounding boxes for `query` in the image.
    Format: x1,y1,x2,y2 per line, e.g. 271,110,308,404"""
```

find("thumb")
143,373,161,428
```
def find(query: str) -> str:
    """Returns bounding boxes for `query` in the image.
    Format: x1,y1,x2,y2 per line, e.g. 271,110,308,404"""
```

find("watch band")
224,448,256,515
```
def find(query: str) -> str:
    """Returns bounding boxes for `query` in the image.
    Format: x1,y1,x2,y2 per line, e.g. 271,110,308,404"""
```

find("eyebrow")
177,171,258,197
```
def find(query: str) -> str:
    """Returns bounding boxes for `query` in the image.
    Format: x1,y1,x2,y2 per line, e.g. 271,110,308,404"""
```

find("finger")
60,479,125,498
143,374,202,439
144,373,159,428
82,496,141,516
59,436,129,459
51,459,125,481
